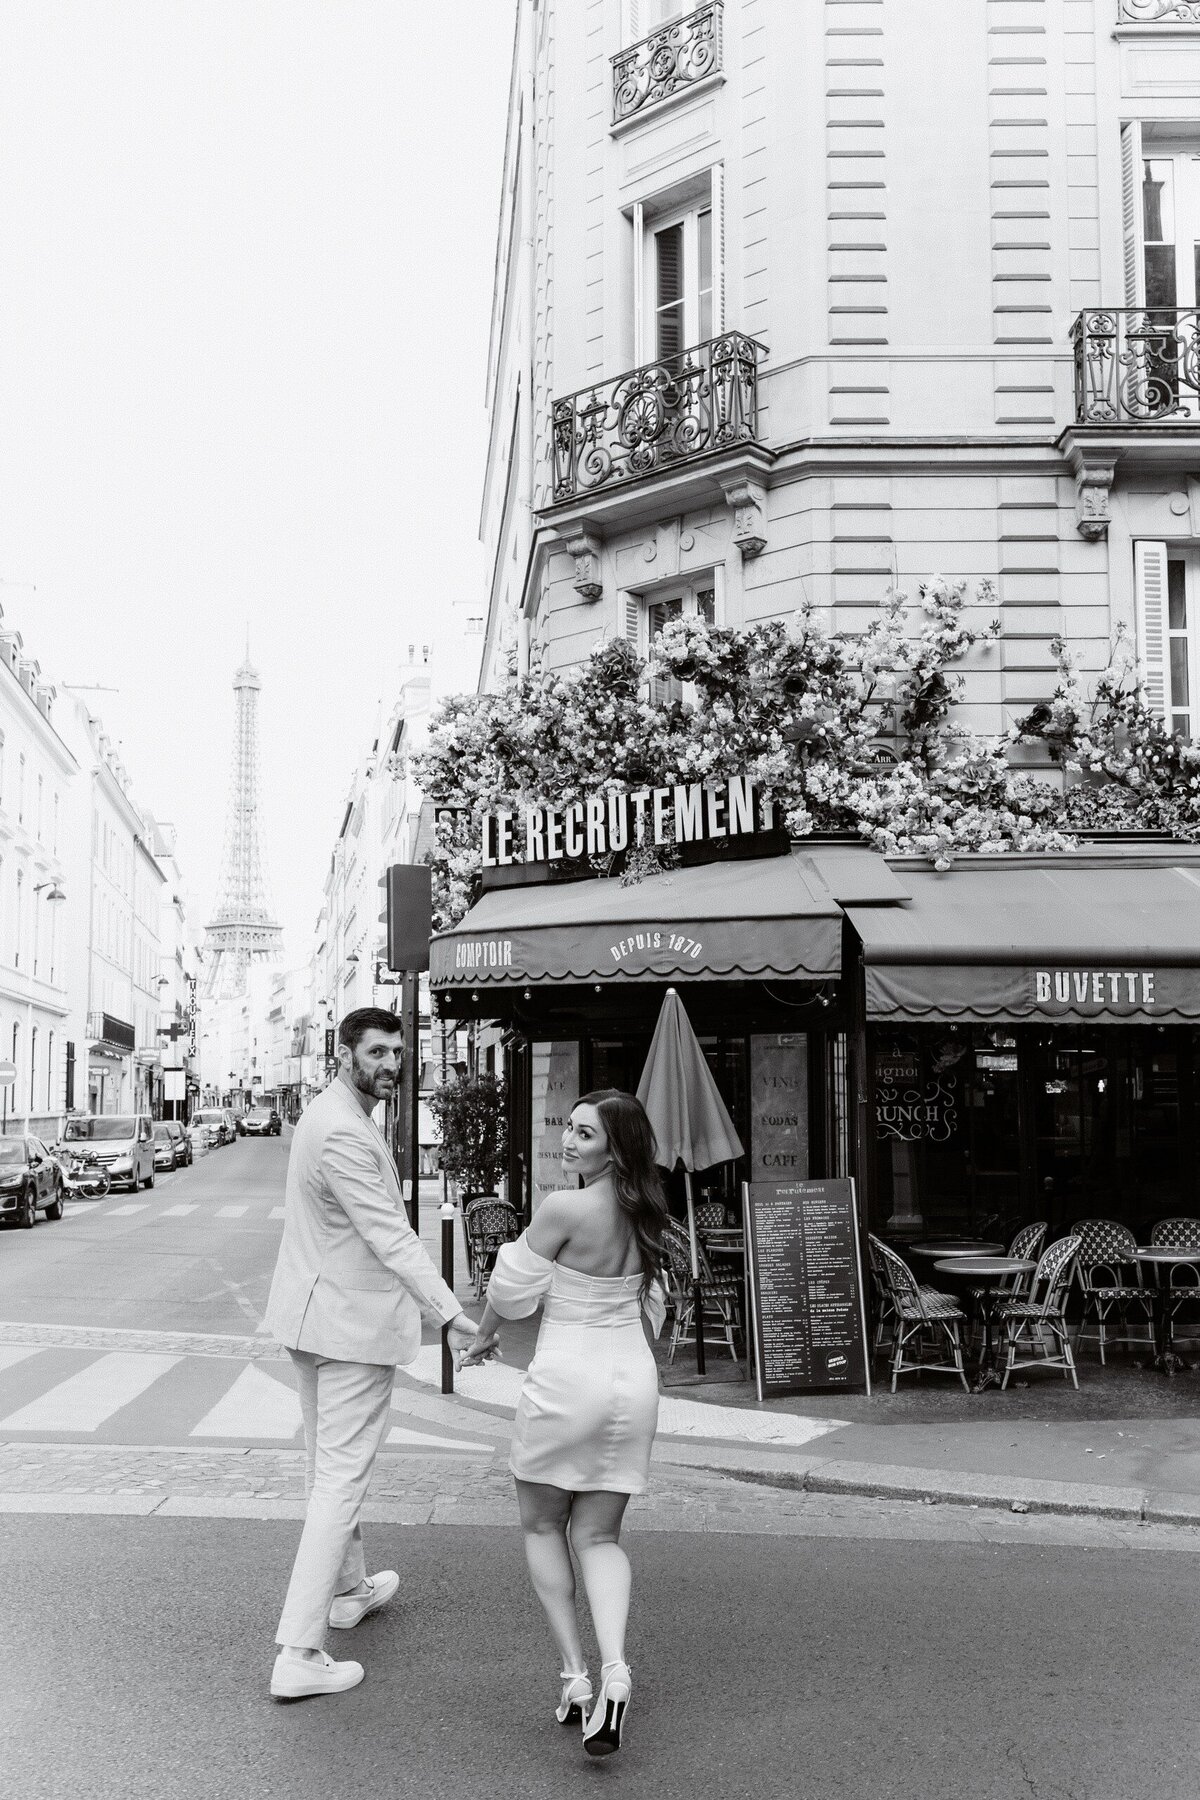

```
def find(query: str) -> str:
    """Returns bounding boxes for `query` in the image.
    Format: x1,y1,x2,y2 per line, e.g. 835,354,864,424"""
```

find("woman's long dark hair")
574,1089,669,1294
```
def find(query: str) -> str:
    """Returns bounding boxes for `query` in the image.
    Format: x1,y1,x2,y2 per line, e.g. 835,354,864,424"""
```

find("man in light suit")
266,1006,477,1700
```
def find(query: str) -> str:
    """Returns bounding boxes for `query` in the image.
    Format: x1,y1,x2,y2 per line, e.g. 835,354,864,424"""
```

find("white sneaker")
270,1648,365,1700
328,1569,400,1630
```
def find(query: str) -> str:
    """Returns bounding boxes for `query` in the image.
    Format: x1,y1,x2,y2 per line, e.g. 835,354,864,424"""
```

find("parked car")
0,1136,65,1227
60,1114,156,1192
243,1108,282,1137
191,1108,232,1148
163,1120,192,1167
152,1123,179,1172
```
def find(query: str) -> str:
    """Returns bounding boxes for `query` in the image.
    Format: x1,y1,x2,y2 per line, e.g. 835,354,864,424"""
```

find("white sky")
0,0,513,960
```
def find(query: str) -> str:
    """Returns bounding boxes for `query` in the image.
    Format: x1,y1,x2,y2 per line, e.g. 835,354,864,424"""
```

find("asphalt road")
0,1136,290,1335
2,1513,1197,1800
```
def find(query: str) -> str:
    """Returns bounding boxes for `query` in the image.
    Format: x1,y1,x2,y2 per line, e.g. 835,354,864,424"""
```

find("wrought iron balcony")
612,2,722,125
550,332,765,503
1072,308,1200,425
1117,2,1200,21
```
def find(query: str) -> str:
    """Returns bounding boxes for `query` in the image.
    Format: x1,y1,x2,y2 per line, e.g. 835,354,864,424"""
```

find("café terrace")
433,772,1200,1256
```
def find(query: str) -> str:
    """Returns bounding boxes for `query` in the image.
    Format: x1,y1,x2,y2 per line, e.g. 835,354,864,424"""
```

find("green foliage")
428,1073,508,1199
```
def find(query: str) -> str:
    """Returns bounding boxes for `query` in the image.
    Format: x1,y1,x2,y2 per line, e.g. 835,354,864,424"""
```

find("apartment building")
442,0,1200,1241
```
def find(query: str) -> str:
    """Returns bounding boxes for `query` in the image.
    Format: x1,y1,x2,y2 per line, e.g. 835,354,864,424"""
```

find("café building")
431,780,1200,1248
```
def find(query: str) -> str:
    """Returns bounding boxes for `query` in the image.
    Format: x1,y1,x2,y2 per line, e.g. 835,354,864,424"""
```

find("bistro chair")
868,1235,970,1394
463,1198,521,1300
1148,1217,1200,1348
661,1220,743,1367
1072,1219,1155,1365
965,1221,1047,1353
994,1234,1082,1390
694,1200,729,1232
866,1233,899,1361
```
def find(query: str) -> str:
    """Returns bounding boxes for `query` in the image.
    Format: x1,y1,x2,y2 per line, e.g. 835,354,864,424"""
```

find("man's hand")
460,1328,500,1369
445,1313,480,1370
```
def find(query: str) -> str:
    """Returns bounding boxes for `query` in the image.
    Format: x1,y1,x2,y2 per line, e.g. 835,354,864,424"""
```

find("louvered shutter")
1121,121,1144,308
627,0,641,41
1135,540,1169,718
622,592,642,651
711,163,725,334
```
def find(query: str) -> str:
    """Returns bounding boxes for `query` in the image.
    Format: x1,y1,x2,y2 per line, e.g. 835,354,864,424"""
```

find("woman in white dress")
463,1088,668,1758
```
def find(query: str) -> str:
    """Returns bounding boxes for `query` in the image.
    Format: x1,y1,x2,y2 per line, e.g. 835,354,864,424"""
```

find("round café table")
1135,1248,1200,1375
935,1256,1037,1393
907,1239,1005,1264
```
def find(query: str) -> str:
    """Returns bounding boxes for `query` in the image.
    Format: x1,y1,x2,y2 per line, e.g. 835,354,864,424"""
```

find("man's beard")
350,1057,396,1100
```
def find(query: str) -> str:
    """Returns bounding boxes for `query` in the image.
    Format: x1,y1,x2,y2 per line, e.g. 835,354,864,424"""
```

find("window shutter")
633,200,645,363
1121,120,1144,309
622,593,641,652
627,0,641,41
1135,539,1169,718
711,163,725,334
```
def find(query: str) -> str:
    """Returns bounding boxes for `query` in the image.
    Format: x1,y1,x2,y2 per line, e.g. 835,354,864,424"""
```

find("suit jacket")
265,1078,461,1366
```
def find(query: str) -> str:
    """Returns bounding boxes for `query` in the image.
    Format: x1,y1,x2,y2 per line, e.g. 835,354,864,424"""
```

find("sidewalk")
410,1187,1200,1524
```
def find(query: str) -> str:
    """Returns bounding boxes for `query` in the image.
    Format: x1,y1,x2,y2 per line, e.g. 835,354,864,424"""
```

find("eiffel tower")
203,645,282,995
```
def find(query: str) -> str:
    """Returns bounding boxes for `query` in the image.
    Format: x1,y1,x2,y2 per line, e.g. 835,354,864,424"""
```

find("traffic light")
386,864,432,972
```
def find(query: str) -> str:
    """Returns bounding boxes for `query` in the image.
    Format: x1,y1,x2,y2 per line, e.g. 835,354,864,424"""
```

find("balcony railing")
1117,2,1200,21
550,332,765,502
1072,307,1200,425
611,2,722,125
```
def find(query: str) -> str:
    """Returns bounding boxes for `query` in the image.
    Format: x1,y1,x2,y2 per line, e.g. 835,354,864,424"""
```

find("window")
47,1030,54,1110
36,774,43,841
14,870,23,968
29,1026,37,1114
648,206,712,361
624,580,718,705
1135,542,1200,734
52,791,58,855
625,0,687,40
17,753,25,824
1141,154,1200,311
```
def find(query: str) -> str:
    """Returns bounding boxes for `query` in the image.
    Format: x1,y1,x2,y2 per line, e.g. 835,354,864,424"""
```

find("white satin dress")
487,1235,666,1495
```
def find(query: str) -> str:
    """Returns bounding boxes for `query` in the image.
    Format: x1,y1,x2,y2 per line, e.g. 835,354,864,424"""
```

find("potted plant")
429,1071,509,1205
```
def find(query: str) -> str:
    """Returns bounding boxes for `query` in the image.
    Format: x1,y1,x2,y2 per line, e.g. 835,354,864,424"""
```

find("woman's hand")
460,1329,501,1368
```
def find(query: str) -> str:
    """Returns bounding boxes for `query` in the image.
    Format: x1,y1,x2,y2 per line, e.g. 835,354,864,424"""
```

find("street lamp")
33,881,66,902
346,952,360,964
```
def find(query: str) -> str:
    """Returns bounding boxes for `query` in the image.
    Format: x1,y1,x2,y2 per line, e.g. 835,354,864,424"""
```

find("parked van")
61,1114,156,1192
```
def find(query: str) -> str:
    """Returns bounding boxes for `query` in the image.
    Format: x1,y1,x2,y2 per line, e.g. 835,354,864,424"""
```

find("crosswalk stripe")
216,1205,248,1218
386,1425,493,1454
269,1206,286,1220
0,1352,182,1431
190,1365,302,1439
159,1205,197,1217
106,1204,149,1217
0,1346,41,1374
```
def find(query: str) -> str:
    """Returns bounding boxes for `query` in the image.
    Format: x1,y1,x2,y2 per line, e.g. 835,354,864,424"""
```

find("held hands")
459,1327,501,1369
446,1314,488,1372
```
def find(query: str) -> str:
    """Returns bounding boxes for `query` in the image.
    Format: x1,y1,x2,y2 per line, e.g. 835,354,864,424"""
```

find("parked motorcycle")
55,1148,111,1200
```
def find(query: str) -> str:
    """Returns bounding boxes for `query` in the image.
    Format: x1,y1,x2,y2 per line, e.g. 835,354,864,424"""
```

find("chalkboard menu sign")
744,1179,870,1398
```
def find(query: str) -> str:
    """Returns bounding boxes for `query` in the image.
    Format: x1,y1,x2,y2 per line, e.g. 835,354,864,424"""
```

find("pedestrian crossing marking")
269,1207,286,1220
159,1205,197,1217
189,1364,302,1439
0,1346,40,1374
386,1425,493,1454
0,1352,182,1432
106,1204,149,1217
216,1205,248,1218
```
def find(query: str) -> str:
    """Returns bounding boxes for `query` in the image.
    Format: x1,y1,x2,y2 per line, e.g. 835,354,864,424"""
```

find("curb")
718,1455,1200,1525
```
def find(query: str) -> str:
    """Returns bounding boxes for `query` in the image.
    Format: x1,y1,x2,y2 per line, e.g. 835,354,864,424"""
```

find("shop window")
1136,543,1200,733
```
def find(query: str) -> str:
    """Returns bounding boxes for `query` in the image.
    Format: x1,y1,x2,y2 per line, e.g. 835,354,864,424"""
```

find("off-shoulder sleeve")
487,1234,555,1319
643,1278,667,1341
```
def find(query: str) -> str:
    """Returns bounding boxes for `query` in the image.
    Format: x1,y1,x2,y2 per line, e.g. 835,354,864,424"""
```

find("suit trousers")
275,1349,395,1650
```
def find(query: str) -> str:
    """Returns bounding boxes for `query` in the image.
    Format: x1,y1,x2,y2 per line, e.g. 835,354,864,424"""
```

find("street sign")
375,961,404,987
0,1060,15,1087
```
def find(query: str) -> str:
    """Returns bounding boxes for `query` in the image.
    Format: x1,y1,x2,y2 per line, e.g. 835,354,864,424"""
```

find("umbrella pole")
685,1171,706,1376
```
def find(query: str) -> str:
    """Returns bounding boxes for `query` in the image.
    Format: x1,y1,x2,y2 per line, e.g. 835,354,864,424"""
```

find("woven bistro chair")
662,1220,743,1365
694,1199,728,1231
463,1198,521,1299
1148,1217,1200,1348
965,1221,1047,1353
868,1235,970,1394
1072,1219,1155,1364
995,1234,1082,1389
866,1232,899,1361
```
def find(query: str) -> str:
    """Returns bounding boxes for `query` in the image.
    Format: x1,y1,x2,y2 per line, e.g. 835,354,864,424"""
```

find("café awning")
430,850,844,990
846,858,1200,1024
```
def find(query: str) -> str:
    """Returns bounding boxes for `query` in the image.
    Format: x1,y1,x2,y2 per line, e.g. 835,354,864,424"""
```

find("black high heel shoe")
556,1669,592,1726
582,1660,631,1757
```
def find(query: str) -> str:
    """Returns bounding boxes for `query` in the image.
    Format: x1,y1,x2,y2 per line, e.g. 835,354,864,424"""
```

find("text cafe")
433,781,1200,1255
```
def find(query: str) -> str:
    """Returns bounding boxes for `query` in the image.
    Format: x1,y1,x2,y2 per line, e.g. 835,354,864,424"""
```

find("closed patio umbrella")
637,987,744,1374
